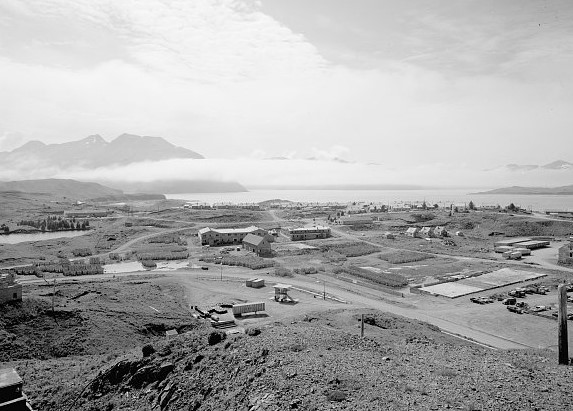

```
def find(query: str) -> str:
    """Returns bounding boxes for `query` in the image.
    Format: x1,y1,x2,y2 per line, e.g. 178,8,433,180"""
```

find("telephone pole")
558,284,569,365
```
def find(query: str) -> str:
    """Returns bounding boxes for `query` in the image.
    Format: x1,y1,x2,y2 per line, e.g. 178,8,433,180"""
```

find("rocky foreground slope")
21,308,573,411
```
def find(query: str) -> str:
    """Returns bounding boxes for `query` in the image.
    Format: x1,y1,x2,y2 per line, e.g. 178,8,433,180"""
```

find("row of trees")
17,216,90,232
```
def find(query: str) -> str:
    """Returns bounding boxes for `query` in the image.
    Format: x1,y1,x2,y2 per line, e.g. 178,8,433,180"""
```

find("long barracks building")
198,226,267,246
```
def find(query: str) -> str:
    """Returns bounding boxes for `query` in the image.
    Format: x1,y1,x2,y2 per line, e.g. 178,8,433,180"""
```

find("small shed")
420,227,434,238
246,278,265,288
165,329,178,339
406,227,420,238
434,226,448,237
252,279,265,288
0,368,26,409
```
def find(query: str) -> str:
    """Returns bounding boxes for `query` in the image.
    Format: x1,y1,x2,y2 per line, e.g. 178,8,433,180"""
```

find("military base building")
198,226,267,246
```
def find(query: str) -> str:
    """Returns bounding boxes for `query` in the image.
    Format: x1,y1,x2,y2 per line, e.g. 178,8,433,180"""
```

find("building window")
13,293,18,299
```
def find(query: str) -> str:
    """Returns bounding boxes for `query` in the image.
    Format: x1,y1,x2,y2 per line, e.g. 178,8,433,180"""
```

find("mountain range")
493,160,573,172
0,133,203,168
0,134,247,193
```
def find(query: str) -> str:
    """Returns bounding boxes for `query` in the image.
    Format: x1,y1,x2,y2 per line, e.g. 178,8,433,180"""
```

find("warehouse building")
514,240,550,250
340,216,373,225
198,226,267,246
288,226,331,241
494,237,532,247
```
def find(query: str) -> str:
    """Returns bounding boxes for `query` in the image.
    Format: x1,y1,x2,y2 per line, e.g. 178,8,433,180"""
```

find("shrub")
199,255,275,270
336,265,407,288
275,267,293,277
72,248,92,257
137,251,189,261
62,264,104,276
141,260,157,269
293,266,318,275
148,234,187,245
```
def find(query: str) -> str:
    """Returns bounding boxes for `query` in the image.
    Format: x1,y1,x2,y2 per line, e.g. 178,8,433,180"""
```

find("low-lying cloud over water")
2,156,572,191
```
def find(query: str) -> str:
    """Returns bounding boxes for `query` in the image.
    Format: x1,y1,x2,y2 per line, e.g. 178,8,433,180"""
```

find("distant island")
474,185,573,195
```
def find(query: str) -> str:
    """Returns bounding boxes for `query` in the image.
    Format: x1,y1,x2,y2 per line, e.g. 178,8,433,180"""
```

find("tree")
507,203,517,212
422,201,427,210
433,204,439,209
454,206,459,213
468,201,475,210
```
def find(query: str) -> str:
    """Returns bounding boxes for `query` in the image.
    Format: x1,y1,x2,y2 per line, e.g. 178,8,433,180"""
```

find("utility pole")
360,314,365,338
52,278,56,314
323,279,326,300
558,284,569,365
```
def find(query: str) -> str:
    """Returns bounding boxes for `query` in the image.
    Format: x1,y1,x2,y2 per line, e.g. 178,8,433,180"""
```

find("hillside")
14,307,573,411
0,179,123,199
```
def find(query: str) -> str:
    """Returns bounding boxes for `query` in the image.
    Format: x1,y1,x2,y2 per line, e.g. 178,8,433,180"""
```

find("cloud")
0,0,572,173
310,145,350,161
2,149,573,191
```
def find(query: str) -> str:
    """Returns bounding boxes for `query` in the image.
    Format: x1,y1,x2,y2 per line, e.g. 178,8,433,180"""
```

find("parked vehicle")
552,312,573,320
508,290,526,298
470,297,493,305
502,298,517,305
531,305,550,313
507,306,523,314
515,301,528,309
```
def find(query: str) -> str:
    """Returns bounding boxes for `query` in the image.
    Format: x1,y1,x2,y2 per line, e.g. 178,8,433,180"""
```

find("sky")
0,0,572,188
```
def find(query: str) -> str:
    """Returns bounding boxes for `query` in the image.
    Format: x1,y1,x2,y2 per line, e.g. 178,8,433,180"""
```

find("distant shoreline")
473,186,573,195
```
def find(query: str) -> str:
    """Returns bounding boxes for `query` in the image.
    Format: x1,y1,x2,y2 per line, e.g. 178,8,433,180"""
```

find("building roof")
494,237,532,245
406,227,419,232
0,368,22,388
243,233,266,247
198,226,262,235
289,226,330,232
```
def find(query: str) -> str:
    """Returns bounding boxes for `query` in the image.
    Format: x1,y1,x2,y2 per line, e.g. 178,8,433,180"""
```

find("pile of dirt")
21,309,573,411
